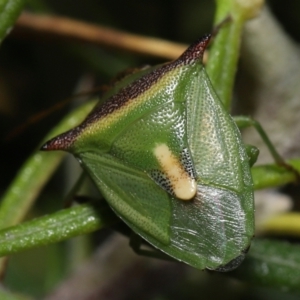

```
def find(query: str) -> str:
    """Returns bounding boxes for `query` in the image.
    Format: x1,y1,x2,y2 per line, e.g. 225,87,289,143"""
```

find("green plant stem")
261,213,300,237
207,0,264,110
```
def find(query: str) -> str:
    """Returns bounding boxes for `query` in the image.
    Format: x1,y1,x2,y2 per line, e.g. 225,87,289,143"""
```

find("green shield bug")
42,34,254,271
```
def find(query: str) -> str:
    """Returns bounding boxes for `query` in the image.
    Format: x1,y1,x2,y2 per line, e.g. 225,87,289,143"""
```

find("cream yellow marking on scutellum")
154,144,197,200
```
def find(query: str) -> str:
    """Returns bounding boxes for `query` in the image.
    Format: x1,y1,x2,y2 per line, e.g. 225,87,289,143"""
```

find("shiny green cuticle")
42,35,254,271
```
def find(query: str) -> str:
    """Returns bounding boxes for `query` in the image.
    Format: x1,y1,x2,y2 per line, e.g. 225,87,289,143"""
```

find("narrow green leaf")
0,100,96,229
252,159,300,190
232,239,300,293
0,202,118,257
0,0,25,44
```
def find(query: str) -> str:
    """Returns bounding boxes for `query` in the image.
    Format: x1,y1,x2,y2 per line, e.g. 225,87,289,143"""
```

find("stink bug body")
42,34,254,271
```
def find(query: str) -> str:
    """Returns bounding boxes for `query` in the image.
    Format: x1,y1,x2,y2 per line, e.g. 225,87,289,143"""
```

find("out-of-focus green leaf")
232,239,300,293
0,100,97,230
0,0,25,44
252,159,300,190
0,286,33,300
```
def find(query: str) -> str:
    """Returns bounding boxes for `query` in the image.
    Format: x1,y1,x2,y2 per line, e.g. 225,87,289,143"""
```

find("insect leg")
129,232,175,262
234,115,300,180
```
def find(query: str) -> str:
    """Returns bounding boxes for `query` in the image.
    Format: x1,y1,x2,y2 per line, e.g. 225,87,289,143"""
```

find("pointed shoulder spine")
178,34,211,65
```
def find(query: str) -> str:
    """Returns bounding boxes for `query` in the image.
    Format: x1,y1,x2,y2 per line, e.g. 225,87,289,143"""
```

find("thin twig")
13,12,189,60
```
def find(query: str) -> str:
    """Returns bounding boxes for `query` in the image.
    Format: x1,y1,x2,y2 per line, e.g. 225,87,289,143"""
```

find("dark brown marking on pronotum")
41,127,82,151
41,34,211,152
84,34,211,124
178,34,211,64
